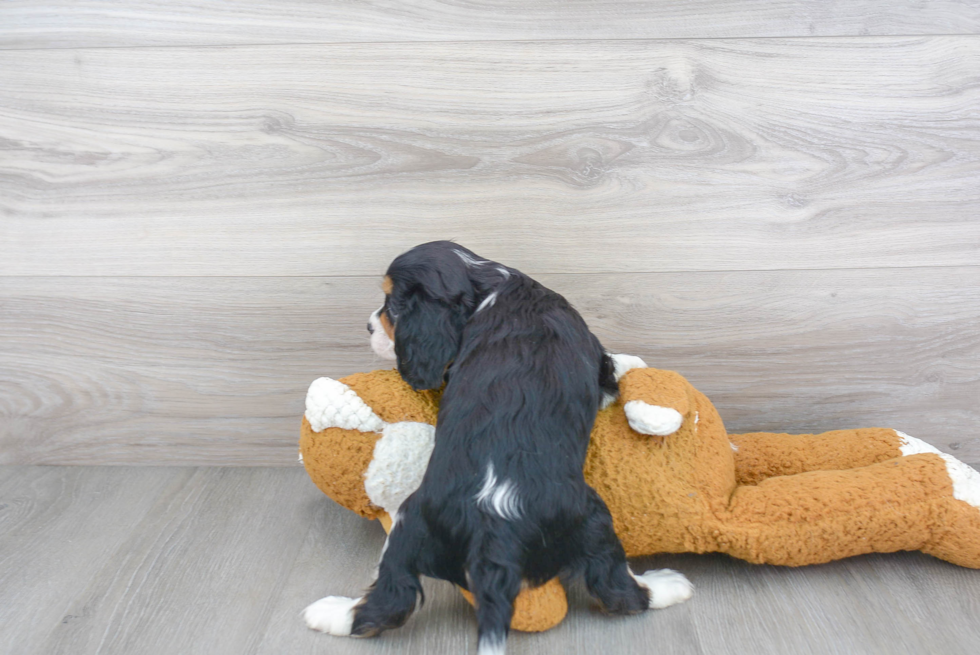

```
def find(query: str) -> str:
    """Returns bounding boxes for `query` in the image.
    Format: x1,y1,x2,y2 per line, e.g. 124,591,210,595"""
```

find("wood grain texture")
2,466,979,655
2,37,979,276
679,550,980,655
2,1,979,49
0,467,187,655
2,268,977,466
37,467,315,655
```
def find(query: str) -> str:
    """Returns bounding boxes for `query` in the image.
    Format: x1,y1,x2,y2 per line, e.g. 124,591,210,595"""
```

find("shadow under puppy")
304,241,692,654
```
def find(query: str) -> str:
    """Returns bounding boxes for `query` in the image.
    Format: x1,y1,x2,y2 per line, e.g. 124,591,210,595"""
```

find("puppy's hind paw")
303,595,362,636
634,569,694,609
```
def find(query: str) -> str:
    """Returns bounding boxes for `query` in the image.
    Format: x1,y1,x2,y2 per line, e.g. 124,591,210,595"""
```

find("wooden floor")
2,465,978,655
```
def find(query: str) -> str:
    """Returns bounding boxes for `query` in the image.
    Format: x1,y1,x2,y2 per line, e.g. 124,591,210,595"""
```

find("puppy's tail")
468,534,522,655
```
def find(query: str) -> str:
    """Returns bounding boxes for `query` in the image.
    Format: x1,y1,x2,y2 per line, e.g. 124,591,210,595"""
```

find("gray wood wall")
2,2,978,466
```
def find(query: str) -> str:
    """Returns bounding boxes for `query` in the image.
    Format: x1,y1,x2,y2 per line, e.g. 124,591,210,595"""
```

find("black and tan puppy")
305,241,692,654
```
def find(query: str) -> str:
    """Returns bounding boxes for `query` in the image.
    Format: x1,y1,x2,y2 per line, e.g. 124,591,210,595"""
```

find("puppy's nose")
367,321,374,334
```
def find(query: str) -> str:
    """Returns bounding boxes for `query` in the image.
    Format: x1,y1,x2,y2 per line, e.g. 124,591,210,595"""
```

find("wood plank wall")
2,2,979,466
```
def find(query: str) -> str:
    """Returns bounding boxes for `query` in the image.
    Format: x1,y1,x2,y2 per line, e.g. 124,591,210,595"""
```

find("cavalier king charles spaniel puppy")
306,241,692,654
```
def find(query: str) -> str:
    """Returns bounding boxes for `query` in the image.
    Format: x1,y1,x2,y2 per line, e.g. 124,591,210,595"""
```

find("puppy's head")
368,241,487,390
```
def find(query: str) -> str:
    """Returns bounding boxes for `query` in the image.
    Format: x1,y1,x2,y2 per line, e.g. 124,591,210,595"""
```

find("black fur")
353,241,650,650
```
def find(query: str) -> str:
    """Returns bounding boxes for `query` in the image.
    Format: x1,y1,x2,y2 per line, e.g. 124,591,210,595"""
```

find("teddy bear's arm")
728,428,905,486
340,369,441,425
617,368,691,436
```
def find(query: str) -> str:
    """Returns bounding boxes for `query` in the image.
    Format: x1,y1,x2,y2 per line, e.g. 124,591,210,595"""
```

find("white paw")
897,430,980,509
477,634,507,655
303,595,361,636
624,401,684,436
633,569,693,609
609,353,647,381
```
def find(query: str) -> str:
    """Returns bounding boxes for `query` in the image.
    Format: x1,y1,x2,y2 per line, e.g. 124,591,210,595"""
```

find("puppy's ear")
395,295,463,390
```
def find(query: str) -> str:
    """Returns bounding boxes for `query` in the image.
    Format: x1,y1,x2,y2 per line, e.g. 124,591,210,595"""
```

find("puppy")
306,241,692,653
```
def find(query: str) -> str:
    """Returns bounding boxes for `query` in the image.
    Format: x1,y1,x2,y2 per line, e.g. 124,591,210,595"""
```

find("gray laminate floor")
2,465,978,655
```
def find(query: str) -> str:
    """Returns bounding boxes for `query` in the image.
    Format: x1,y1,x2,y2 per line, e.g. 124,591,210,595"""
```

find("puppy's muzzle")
369,308,397,361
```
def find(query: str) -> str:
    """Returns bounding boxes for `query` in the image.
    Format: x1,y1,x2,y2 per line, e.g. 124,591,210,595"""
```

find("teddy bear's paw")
624,400,684,437
898,431,980,509
609,353,648,381
305,377,386,433
633,569,694,609
303,595,362,636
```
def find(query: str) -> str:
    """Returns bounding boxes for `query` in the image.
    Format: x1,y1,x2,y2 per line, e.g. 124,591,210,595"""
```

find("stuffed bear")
300,356,980,632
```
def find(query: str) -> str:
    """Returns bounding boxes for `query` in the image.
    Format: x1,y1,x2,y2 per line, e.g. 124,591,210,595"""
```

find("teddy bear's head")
300,369,442,519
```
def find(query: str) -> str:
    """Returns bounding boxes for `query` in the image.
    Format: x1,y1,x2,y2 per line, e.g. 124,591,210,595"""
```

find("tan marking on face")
382,276,393,295
379,311,395,340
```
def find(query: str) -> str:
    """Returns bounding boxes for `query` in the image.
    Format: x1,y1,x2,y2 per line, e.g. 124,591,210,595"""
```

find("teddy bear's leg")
895,433,980,568
728,428,906,486
715,450,980,568
922,496,980,568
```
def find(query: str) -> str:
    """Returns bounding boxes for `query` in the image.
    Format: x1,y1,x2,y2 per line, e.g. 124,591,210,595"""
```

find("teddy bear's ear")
305,377,386,433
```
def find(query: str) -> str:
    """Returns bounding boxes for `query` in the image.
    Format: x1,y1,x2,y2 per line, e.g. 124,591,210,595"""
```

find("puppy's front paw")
303,595,361,636
634,569,694,609
624,401,684,437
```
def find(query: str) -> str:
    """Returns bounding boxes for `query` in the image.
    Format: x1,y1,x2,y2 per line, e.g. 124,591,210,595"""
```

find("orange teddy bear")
300,355,980,632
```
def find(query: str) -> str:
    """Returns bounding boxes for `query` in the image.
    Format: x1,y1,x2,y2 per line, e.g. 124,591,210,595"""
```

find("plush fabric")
300,364,980,632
